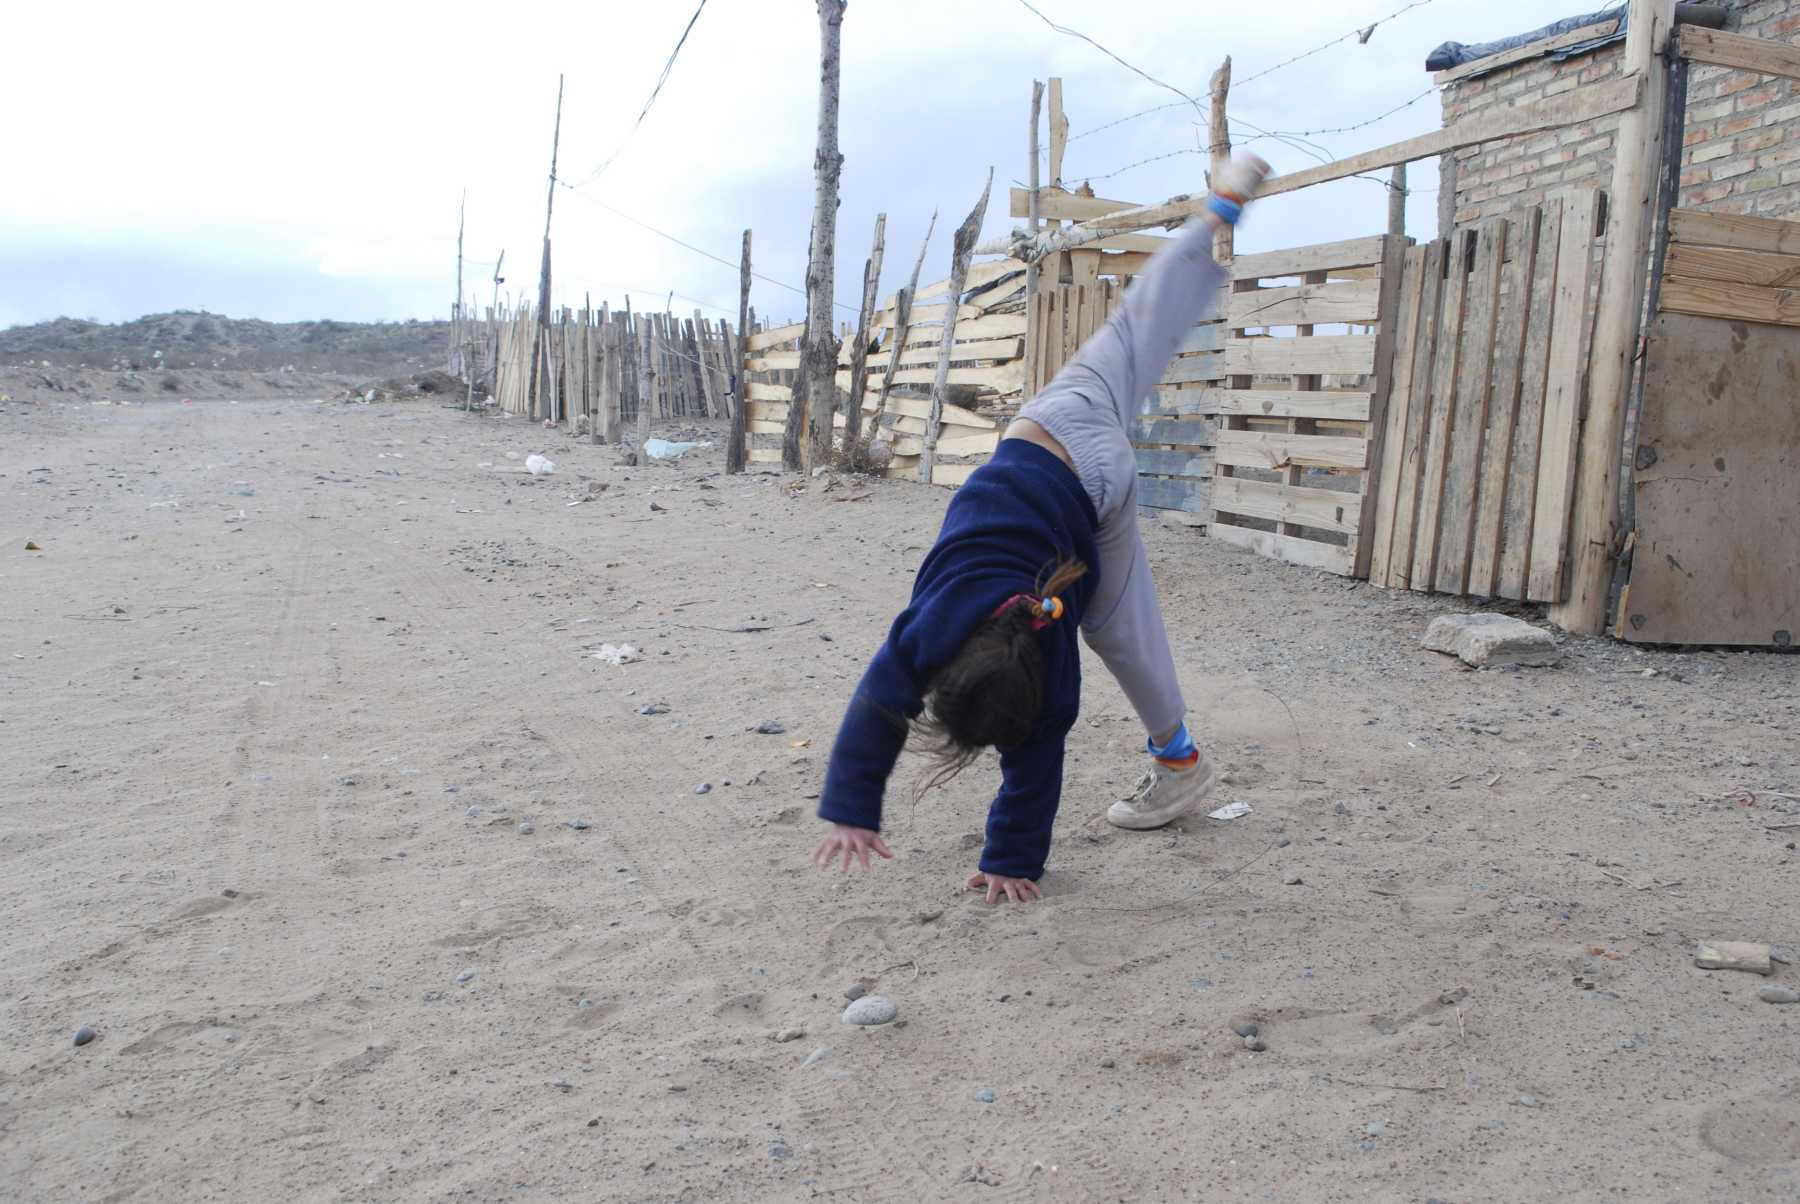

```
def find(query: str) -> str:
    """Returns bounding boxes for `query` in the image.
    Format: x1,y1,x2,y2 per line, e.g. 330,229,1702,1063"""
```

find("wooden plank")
1660,276,1800,328
929,462,982,488
874,300,980,329
1134,448,1214,478
745,322,804,351
1662,243,1800,289
1215,429,1367,471
1193,387,1371,421
1529,188,1604,603
1132,416,1217,445
1370,244,1430,588
1226,335,1378,378
747,419,788,435
1070,251,1100,291
1436,217,1507,595
859,392,996,429
1618,310,1800,645
883,429,998,458
1162,352,1225,385
1676,24,1800,81
1212,475,1361,535
1498,197,1566,600
1227,279,1384,327
1179,323,1224,355
1232,236,1389,281
746,351,801,372
863,337,1024,370
1262,74,1642,199
1008,186,1142,221
897,312,1026,342
1667,207,1800,256
1097,252,1152,276
745,381,793,402
1413,232,1473,591
1434,18,1620,84
746,447,785,464
914,258,1025,304
1136,475,1208,513
1470,208,1544,599
747,399,790,423
844,361,1023,393
1211,521,1354,574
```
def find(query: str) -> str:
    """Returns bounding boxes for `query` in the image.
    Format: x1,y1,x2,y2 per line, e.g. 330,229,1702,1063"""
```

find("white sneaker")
1107,753,1218,830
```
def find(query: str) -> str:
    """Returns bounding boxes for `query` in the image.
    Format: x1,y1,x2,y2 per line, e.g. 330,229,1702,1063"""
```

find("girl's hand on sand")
966,870,1042,905
812,824,894,873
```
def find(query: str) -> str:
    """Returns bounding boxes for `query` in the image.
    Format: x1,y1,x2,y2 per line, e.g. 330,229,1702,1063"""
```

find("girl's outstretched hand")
966,870,1042,905
812,823,894,873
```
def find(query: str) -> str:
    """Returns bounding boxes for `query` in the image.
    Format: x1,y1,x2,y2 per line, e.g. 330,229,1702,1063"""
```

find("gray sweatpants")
1016,218,1227,741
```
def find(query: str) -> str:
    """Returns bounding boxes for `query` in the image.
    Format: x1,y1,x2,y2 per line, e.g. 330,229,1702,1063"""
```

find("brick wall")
1441,0,1800,232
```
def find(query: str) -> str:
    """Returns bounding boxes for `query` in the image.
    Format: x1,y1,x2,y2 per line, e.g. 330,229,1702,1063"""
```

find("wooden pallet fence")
1367,189,1606,601
1202,235,1396,574
741,320,804,466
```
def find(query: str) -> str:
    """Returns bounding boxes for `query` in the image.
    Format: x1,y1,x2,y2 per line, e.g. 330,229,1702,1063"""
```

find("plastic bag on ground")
644,438,712,461
526,454,556,476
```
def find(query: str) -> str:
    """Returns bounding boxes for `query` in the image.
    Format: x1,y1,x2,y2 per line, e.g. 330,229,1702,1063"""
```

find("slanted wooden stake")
728,231,752,473
842,212,887,456
452,190,465,375
869,211,937,436
1551,0,1675,634
1024,80,1045,389
921,170,994,486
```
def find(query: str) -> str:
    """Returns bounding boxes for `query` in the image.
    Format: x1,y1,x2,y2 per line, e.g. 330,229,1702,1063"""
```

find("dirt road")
3,397,1796,1201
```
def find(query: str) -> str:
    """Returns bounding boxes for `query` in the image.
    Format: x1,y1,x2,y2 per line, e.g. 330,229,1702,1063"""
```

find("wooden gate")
1617,209,1800,646
1368,188,1606,601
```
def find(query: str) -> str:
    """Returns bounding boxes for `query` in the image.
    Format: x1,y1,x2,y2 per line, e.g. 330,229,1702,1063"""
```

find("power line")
554,183,859,314
1235,0,1443,90
562,0,711,189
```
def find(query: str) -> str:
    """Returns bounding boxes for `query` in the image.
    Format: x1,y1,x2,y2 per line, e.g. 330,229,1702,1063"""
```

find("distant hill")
0,311,454,376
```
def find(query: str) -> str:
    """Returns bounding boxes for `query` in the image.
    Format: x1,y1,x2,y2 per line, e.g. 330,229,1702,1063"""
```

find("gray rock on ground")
841,995,898,1026
1423,613,1561,669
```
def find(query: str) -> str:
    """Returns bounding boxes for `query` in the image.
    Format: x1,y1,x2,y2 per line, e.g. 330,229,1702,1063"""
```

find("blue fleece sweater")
817,438,1099,880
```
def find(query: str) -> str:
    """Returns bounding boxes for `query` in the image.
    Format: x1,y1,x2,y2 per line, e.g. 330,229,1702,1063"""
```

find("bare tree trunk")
869,211,937,436
728,231,751,473
1209,58,1232,265
802,0,848,471
841,212,887,457
920,171,993,486
1024,81,1044,393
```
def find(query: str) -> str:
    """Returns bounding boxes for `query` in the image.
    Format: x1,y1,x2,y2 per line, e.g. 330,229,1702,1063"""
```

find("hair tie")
990,592,1064,631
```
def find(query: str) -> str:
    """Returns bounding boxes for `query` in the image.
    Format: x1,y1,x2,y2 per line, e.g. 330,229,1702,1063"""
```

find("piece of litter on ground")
592,643,642,665
1207,801,1252,821
1695,940,1773,975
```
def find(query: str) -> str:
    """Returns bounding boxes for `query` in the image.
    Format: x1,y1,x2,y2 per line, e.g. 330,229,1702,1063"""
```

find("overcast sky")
1,0,1594,331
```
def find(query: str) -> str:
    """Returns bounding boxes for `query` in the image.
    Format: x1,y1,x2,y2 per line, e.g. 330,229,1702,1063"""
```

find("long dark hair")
914,557,1088,793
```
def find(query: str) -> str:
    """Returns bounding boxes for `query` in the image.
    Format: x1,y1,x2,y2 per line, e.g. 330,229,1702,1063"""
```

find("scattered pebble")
1517,1094,1541,1108
755,720,786,735
841,995,898,1026
844,983,867,1002
769,1140,793,1160
1100,1057,1117,1069
517,821,535,835
73,1026,97,1047
974,1089,996,1104
465,805,482,818
1282,874,1304,886
1275,835,1291,848
801,1047,831,1068
455,968,476,985
1232,1022,1259,1038
1364,1120,1386,1138
693,783,712,796
565,819,591,831
577,998,594,1010
1758,985,1800,1004
771,1027,806,1043
1244,1036,1268,1052
551,1077,573,1093
637,703,669,716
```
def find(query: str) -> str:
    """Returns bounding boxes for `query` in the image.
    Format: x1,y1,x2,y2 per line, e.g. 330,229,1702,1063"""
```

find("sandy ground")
3,396,1798,1203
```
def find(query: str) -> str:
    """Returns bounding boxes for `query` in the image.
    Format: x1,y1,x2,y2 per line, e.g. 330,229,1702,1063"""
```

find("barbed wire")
561,0,711,189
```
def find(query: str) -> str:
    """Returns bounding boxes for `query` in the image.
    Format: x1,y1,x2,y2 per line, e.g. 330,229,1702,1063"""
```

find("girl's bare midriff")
1002,417,1076,471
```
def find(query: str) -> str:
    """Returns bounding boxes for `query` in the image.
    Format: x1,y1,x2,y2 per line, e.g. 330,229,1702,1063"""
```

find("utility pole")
529,75,565,422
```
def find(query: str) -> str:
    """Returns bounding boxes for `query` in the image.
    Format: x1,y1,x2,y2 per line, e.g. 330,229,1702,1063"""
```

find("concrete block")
1422,613,1561,669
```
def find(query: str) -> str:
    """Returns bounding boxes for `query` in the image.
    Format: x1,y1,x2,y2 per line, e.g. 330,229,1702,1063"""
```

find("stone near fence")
1423,613,1561,669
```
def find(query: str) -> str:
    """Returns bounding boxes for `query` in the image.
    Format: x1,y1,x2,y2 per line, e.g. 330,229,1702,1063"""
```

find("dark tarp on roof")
1425,5,1627,73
